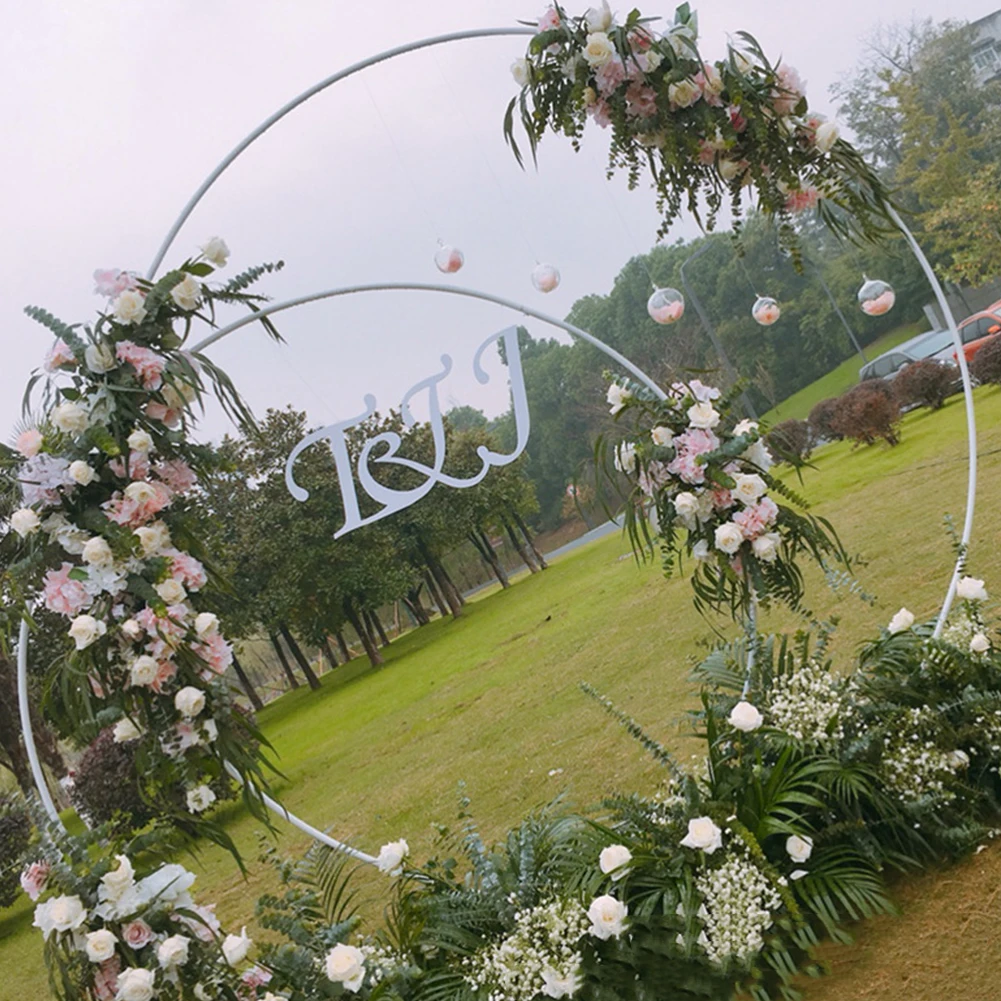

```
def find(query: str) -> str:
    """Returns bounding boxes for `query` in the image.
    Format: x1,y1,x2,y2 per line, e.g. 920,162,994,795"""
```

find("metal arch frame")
16,24,980,863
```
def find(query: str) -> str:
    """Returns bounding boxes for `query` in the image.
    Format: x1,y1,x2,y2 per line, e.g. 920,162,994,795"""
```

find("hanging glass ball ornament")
647,287,685,325
752,295,781,326
857,277,895,317
531,262,561,293
434,243,464,274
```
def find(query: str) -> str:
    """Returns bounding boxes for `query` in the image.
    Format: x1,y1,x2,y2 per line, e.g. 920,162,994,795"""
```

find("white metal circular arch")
17,24,979,867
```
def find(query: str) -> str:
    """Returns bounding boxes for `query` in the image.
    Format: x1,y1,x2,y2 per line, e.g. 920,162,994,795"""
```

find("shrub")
971,335,1001,385
766,419,812,463
807,397,843,443
0,795,31,908
70,728,154,831
830,382,902,446
893,359,957,410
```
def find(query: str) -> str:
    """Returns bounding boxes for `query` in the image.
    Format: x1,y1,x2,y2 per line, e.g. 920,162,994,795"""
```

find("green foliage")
0,794,31,909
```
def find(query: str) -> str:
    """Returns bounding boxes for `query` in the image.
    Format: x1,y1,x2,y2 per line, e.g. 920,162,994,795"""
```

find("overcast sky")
1,0,994,442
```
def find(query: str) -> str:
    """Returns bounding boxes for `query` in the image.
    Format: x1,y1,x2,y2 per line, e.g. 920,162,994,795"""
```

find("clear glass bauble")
752,295,781,326
531,262,561,293
857,278,895,317
434,244,464,274
647,287,685,325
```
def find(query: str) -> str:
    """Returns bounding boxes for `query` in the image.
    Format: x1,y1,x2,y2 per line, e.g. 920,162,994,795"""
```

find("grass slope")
4,387,1001,1001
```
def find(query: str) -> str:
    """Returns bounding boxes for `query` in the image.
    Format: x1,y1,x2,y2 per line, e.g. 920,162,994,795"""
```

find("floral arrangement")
506,3,894,257
5,241,285,856
600,375,846,618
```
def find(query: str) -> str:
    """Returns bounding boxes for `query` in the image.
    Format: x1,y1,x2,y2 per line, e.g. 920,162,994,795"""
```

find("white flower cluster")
694,848,781,964
643,779,687,826
881,708,959,804
972,708,1001,761
463,897,589,1001
359,942,409,987
767,662,845,744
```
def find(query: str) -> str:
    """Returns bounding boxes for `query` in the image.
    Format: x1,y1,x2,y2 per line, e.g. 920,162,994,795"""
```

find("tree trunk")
321,636,339,671
503,515,540,573
439,561,466,606
369,608,391,648
231,651,264,711
513,510,548,569
344,600,384,667
423,569,448,618
269,631,300,689
278,622,322,691
418,538,463,616
403,588,430,626
471,529,511,588
335,631,352,662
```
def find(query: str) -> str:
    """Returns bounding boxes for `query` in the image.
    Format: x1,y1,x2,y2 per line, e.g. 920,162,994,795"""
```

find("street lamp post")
811,263,867,363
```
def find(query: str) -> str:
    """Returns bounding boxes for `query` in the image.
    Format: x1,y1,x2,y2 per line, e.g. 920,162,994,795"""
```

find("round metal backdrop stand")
15,27,979,865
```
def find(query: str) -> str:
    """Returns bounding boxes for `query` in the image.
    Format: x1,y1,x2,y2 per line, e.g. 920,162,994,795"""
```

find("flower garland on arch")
6,240,284,858
506,3,894,258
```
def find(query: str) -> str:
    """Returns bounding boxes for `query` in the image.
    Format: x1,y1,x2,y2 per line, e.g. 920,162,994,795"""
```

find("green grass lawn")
760,321,924,425
4,387,1001,1001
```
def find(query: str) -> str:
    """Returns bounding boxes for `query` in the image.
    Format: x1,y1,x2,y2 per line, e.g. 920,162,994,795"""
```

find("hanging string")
736,254,760,299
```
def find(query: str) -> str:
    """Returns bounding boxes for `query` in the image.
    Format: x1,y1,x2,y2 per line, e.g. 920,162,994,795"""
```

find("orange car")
952,304,1001,363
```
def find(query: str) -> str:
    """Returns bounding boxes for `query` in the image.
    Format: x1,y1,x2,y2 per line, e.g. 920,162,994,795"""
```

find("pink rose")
628,28,653,52
154,459,197,495
44,340,77,373
166,550,208,591
109,451,151,481
537,6,560,31
19,860,50,901
772,63,805,116
146,402,182,428
93,269,137,298
116,341,166,391
42,563,91,618
15,429,43,458
121,919,154,949
195,632,233,677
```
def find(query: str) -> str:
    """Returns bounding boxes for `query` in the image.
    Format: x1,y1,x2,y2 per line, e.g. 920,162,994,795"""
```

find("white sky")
0,0,994,442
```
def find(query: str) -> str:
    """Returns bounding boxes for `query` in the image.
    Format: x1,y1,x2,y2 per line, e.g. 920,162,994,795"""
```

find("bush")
766,419,812,463
0,795,31,908
70,728,154,831
971,335,1001,385
893,359,957,410
830,382,902,446
807,397,843,443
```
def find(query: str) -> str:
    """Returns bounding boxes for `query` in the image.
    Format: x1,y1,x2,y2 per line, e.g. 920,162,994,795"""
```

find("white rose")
815,121,839,153
583,31,615,68
692,539,711,562
735,419,758,436
599,844,632,881
11,508,41,538
614,442,638,473
751,532,781,563
971,632,991,654
584,1,612,33
134,521,171,555
376,839,410,875
157,934,191,969
785,834,813,863
202,719,218,743
666,25,696,57
680,817,723,854
668,79,702,108
52,401,88,434
33,895,88,939
174,686,206,718
744,439,773,471
222,927,252,967
69,614,106,650
687,402,720,430
674,491,699,521
586,894,628,940
541,966,582,1000
186,784,217,813
69,460,99,486
957,576,988,602
85,342,117,374
124,481,157,504
325,943,366,991
170,274,202,312
606,382,632,415
115,967,155,1001
130,656,159,687
83,537,114,567
732,49,754,74
121,618,143,640
728,700,763,732
714,522,743,555
112,290,147,326
651,425,675,447
101,855,135,902
511,57,530,87
200,236,230,268
949,749,970,769
113,717,142,743
156,578,186,605
194,612,219,638
85,928,118,962
733,473,767,505
128,429,154,453
887,608,915,635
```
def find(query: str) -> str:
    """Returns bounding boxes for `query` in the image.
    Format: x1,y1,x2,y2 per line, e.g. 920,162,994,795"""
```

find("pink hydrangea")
625,82,658,118
15,429,43,458
149,659,178,695
146,401,182,428
42,563,91,617
93,269,137,298
196,632,233,677
242,967,273,989
103,481,172,528
638,460,672,497
733,497,779,539
179,903,221,942
667,451,706,485
92,956,121,1001
772,63,805,116
116,341,166,391
154,459,198,494
121,919,154,949
674,428,719,457
594,57,627,96
19,860,51,901
713,487,735,510
166,549,208,591
109,451,151,481
43,340,77,373
588,98,612,129
136,605,188,657
784,185,820,214
537,6,560,31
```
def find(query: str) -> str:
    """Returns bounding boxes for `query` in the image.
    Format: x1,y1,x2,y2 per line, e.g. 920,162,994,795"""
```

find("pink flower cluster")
155,458,198,494
167,549,208,591
135,604,188,660
667,428,719,485
93,269,137,298
103,481,173,528
784,184,820,214
116,340,166,390
44,340,77,373
20,454,72,507
19,860,51,901
195,632,233,678
92,956,121,1001
109,450,151,481
15,428,43,458
733,497,779,539
42,563,91,617
772,63,805,116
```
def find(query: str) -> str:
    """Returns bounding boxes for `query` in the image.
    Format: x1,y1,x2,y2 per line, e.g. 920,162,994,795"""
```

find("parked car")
942,306,1001,364
858,327,955,383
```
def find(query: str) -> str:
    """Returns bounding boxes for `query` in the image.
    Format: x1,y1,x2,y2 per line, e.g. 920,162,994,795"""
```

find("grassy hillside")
3,386,1001,1000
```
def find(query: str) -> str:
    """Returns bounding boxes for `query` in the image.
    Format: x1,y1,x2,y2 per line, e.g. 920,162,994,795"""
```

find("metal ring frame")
16,25,979,865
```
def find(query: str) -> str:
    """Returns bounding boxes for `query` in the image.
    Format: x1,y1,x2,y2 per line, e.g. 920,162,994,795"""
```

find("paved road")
543,517,623,562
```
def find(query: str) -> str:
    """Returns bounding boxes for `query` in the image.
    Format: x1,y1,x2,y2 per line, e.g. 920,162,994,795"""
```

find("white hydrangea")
694,848,782,964
463,897,588,1001
767,662,845,744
